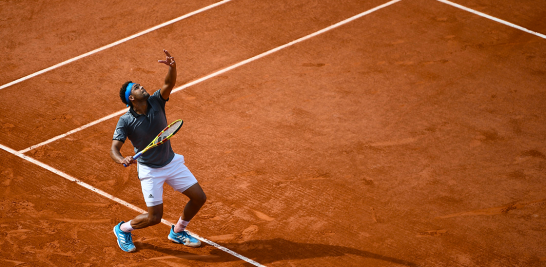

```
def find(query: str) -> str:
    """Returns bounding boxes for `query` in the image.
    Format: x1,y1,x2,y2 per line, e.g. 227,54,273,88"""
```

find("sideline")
437,0,546,39
0,143,264,267
6,0,407,264
19,0,404,153
0,0,233,91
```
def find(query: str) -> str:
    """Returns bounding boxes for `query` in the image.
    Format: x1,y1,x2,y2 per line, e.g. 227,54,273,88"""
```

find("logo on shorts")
148,194,154,198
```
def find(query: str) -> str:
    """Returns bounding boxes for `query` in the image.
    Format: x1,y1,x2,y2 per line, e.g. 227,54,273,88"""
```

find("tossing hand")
158,49,176,67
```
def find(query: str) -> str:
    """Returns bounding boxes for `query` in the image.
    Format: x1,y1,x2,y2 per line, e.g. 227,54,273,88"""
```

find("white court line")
19,109,127,153
0,0,233,91
19,0,403,153
5,1,406,265
8,1,405,264
437,0,546,39
0,143,264,266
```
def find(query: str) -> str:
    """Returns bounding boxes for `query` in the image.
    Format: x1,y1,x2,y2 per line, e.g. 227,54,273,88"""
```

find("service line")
0,143,264,266
0,0,233,91
4,0,406,265
19,0,404,153
437,0,546,39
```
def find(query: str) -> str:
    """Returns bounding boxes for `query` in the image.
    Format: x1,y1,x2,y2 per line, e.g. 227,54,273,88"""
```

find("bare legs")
131,203,163,229
181,183,207,221
129,183,206,229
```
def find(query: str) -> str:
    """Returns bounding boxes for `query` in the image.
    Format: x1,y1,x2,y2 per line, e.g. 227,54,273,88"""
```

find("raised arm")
158,49,177,100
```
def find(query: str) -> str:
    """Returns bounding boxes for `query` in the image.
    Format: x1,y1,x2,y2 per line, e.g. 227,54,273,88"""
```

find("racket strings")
163,121,182,136
155,120,183,144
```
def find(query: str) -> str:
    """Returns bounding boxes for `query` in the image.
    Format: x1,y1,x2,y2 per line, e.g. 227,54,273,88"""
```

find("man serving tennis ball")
110,49,206,252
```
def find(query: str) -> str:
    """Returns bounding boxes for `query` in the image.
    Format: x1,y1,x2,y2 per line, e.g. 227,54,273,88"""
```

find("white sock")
174,218,190,233
120,220,134,233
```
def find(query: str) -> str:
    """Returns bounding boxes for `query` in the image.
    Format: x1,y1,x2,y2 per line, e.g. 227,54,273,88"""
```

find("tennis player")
110,50,206,252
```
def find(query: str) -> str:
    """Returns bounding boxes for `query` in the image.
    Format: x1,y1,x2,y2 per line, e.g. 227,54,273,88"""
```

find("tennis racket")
123,119,184,167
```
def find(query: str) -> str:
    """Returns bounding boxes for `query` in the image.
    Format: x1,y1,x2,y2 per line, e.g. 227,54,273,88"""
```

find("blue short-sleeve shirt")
113,90,175,168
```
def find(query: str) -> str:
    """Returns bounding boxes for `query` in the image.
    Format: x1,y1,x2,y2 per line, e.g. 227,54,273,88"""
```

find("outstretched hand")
158,49,176,67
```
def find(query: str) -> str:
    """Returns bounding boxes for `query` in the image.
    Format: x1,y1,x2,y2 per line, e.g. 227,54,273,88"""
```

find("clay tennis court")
1,0,545,266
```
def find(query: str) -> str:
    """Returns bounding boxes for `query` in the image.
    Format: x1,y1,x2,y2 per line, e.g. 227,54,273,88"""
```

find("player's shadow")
137,238,418,266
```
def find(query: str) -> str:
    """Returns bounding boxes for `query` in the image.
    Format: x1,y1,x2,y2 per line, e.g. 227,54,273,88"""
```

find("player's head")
120,81,149,107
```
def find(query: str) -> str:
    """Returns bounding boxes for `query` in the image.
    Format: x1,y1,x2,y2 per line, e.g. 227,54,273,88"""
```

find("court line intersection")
2,0,544,265
1,0,405,265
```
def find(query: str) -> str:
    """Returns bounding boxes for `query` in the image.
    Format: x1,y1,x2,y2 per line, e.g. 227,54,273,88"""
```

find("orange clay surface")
1,0,546,266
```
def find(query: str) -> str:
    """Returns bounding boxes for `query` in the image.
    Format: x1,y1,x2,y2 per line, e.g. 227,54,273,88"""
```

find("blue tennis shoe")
113,221,136,252
168,225,201,247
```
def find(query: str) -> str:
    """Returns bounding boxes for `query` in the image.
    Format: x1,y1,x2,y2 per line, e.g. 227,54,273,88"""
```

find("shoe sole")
168,236,202,247
113,226,136,252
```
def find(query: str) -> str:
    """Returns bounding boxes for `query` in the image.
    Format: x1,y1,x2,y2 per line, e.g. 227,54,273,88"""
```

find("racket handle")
133,151,143,160
122,152,142,168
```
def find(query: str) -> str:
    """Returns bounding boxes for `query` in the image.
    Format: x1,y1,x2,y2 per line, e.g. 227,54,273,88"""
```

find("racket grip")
122,153,141,168
133,151,143,160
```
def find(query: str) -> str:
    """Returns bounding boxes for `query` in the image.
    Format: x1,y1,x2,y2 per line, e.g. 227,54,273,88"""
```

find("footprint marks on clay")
437,198,546,219
416,229,447,237
514,149,546,163
207,225,259,243
250,209,275,222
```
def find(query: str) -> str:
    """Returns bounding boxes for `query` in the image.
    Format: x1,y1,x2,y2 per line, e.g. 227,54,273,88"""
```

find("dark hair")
119,81,133,107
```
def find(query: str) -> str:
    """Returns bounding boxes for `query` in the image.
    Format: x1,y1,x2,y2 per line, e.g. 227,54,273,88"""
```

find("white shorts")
138,154,198,207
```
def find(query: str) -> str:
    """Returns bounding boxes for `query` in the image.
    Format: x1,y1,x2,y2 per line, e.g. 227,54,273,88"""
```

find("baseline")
0,143,264,267
19,0,404,154
436,0,546,39
0,0,233,91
